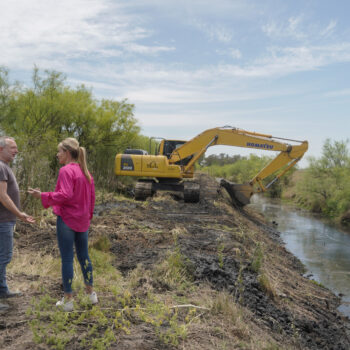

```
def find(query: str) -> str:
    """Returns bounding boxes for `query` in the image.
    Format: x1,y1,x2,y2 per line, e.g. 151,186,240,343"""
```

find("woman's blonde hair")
59,138,91,183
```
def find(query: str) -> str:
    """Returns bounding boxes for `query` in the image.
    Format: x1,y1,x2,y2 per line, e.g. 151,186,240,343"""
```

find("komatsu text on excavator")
115,126,308,206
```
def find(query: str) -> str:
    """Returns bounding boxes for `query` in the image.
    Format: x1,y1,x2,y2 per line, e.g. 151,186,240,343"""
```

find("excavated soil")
1,173,350,349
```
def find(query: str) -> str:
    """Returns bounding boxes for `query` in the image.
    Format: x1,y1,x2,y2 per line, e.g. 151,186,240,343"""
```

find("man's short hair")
0,136,14,148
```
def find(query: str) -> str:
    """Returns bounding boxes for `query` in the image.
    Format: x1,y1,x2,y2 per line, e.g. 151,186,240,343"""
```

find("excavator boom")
167,126,308,205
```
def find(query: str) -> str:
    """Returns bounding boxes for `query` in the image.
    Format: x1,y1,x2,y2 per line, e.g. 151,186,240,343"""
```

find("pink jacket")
41,163,95,232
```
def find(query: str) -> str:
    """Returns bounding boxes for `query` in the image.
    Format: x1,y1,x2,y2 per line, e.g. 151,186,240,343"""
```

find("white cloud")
125,44,175,55
137,108,313,153
0,0,173,69
229,49,242,59
100,43,349,81
287,16,306,39
121,84,298,104
2,1,350,128
60,38,350,106
125,87,207,104
136,108,288,129
262,15,306,41
262,16,340,45
3,0,349,85
124,0,258,20
137,112,206,127
218,43,350,78
321,20,337,38
324,89,350,97
216,48,242,60
189,19,232,43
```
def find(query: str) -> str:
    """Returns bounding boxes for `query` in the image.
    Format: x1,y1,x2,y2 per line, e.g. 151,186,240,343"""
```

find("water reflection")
249,194,350,317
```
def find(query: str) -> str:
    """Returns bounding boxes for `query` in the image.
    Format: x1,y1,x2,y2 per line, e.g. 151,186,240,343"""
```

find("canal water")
249,194,350,318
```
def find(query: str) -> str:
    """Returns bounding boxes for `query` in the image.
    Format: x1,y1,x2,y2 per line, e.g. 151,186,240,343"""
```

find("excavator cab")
159,140,194,166
159,140,186,158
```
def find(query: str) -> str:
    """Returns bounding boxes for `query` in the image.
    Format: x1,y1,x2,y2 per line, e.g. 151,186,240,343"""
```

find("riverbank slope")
282,170,350,229
1,174,349,349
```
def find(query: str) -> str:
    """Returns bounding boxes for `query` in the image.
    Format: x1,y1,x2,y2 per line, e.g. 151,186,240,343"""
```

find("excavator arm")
168,126,308,204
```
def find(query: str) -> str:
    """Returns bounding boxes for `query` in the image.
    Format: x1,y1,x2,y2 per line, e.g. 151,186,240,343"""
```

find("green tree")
296,139,350,220
320,138,349,168
0,67,141,211
0,67,10,126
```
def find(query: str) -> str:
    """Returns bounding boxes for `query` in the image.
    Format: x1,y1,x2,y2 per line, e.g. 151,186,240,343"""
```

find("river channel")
249,195,350,318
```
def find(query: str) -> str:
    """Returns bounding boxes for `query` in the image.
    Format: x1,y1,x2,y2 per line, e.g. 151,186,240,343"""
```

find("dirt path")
1,173,350,349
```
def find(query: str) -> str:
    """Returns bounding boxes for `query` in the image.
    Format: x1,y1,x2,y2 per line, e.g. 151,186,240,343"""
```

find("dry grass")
5,238,303,349
9,250,61,279
177,287,284,350
258,272,276,299
7,250,61,293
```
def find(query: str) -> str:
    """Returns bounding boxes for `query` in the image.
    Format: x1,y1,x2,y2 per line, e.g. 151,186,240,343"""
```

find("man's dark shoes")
0,290,22,299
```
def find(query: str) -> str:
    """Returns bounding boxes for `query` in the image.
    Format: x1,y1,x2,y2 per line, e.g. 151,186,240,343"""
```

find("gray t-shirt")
0,160,20,222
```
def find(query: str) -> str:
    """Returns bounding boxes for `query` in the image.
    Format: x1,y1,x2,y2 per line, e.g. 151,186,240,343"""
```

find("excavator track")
134,173,252,206
134,181,154,200
133,176,252,206
134,179,200,203
183,182,200,203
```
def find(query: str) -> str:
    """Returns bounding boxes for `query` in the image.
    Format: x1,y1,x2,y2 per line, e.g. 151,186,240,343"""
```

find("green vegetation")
293,139,350,223
0,66,149,213
26,238,197,349
310,279,325,288
201,154,271,184
153,244,194,291
217,242,225,268
250,242,264,273
201,153,243,167
200,153,293,199
258,273,276,299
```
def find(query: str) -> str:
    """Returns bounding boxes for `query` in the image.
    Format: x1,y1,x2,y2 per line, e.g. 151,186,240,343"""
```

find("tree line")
0,67,150,212
294,139,350,225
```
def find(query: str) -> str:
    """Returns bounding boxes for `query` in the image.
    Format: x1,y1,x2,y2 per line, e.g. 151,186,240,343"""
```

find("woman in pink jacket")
29,138,97,311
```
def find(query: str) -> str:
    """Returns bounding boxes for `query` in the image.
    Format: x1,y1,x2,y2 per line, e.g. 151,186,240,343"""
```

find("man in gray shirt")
0,136,34,309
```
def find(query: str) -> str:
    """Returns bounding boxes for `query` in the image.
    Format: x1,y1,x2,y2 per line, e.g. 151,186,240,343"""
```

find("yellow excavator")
114,126,308,205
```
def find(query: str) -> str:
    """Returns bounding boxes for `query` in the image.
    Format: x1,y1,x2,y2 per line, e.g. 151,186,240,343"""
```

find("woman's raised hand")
28,187,42,199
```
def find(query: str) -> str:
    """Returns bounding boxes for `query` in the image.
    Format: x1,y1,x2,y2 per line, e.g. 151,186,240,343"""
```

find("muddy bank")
94,174,350,349
1,173,350,349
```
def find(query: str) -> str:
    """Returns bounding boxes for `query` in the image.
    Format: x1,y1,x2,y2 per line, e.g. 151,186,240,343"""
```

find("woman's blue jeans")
56,216,93,294
0,222,15,293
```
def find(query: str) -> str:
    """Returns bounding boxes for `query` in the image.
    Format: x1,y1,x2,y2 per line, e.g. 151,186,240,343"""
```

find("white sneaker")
89,291,98,305
56,297,74,312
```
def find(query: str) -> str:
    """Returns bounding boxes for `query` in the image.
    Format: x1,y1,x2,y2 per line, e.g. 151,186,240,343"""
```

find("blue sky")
1,0,350,167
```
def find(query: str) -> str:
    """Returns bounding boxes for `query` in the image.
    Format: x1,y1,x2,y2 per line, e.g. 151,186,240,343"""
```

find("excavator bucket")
220,179,254,206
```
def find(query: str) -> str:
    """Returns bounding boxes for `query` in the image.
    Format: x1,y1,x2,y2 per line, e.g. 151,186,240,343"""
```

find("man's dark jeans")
0,222,15,293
